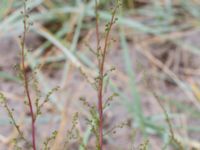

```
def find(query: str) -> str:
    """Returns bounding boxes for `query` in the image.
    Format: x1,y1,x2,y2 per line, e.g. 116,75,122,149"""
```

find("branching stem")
21,1,36,150
95,1,118,149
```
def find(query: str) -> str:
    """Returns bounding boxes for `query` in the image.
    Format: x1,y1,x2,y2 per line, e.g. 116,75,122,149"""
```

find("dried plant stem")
21,1,36,150
95,1,118,149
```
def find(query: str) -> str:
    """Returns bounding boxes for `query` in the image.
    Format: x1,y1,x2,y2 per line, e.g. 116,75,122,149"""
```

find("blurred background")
0,0,200,149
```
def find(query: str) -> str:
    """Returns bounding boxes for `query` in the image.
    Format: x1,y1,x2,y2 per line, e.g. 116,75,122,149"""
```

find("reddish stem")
96,2,117,149
97,78,103,150
21,2,36,150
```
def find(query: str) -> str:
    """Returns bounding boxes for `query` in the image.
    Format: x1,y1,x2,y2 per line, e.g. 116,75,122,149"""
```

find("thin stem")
95,0,101,70
96,3,117,149
21,1,36,150
2,97,27,142
95,0,100,50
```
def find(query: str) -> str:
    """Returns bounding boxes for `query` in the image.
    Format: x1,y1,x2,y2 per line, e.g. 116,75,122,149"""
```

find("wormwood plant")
94,1,118,149
145,79,183,150
78,0,123,149
151,91,183,150
0,0,59,149
20,0,36,149
0,0,165,149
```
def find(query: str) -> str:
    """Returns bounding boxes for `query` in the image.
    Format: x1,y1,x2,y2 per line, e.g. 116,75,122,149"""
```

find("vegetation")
0,0,200,149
